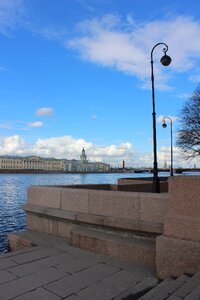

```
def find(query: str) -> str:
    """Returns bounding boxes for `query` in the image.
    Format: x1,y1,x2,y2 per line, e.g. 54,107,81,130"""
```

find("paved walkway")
1,231,200,299
0,231,157,300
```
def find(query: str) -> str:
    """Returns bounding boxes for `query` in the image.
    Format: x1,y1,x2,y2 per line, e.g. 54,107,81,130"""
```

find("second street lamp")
162,116,174,176
151,43,171,193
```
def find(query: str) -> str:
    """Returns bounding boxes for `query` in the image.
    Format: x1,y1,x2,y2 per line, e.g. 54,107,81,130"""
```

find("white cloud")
0,0,27,35
157,114,178,123
0,135,27,155
0,134,199,168
36,107,54,117
27,121,43,128
68,20,148,79
32,136,92,158
1,4,199,91
0,135,135,166
67,15,200,90
138,153,152,166
157,145,200,168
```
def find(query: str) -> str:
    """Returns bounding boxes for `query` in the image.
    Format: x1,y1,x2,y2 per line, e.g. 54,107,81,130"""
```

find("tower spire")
80,148,87,163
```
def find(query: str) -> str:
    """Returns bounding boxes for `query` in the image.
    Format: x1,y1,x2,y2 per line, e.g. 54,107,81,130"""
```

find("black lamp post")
162,116,173,176
151,43,171,193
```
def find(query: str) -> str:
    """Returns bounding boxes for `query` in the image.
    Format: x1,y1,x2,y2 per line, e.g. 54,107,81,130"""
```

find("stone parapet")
22,176,200,277
26,185,166,226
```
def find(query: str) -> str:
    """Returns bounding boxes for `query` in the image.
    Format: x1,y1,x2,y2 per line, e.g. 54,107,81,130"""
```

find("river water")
1,171,198,253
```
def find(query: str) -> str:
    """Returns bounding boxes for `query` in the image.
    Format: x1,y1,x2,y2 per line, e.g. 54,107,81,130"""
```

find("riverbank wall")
9,176,200,279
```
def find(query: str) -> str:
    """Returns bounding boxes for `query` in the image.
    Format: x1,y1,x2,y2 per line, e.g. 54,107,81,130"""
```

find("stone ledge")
70,227,156,267
23,203,163,236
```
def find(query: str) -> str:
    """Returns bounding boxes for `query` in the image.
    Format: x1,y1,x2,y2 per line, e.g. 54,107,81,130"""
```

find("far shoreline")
0,168,199,175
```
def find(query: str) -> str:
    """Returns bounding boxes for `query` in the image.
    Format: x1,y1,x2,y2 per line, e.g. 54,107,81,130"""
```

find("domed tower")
80,148,88,163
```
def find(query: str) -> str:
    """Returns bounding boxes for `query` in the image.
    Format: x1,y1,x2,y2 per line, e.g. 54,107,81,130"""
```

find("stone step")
70,226,156,267
171,271,200,299
114,276,159,300
138,272,200,300
138,274,190,300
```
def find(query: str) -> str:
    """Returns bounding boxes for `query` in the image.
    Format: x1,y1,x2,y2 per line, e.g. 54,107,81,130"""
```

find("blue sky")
0,0,200,168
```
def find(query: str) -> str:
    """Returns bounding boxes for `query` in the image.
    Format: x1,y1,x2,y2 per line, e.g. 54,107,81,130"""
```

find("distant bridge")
117,168,200,174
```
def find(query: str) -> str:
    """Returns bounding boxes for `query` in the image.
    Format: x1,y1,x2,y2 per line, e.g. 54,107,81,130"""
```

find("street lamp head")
162,122,167,128
160,54,172,66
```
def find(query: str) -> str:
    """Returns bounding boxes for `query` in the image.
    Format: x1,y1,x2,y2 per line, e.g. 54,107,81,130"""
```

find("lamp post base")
153,177,160,193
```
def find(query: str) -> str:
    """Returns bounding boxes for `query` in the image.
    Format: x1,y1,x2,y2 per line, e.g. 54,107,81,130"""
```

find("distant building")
64,148,110,172
0,156,65,171
0,149,111,172
80,148,88,164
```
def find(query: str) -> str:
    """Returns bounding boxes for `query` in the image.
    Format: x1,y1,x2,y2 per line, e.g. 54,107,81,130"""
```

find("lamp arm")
151,43,169,61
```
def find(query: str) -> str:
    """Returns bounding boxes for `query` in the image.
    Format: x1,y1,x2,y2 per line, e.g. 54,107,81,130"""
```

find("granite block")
61,188,88,213
164,215,200,242
57,221,74,239
140,193,167,224
156,235,200,279
88,190,140,220
28,186,62,209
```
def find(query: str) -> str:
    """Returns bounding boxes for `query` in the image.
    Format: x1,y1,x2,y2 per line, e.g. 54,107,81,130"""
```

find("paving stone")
0,270,17,284
184,284,200,299
0,231,159,300
0,267,67,300
65,244,111,263
107,258,155,277
8,252,69,277
55,255,98,274
0,258,18,270
45,263,118,298
11,247,62,264
0,245,41,259
11,287,61,300
77,269,143,300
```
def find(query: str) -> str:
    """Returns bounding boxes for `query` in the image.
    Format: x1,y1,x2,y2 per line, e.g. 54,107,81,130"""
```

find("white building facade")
0,149,111,172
